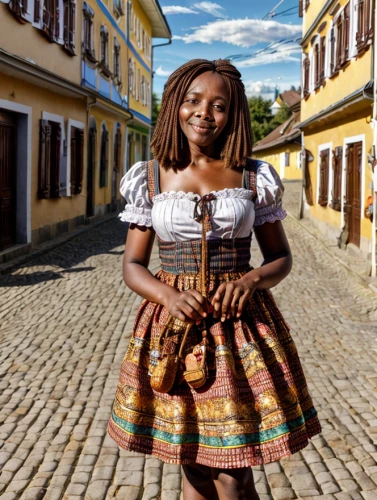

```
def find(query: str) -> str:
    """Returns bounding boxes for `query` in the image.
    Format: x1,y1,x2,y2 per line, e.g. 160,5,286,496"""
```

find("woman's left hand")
211,274,259,322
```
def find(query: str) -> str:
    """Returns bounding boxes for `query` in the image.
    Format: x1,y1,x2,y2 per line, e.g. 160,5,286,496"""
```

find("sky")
153,0,303,102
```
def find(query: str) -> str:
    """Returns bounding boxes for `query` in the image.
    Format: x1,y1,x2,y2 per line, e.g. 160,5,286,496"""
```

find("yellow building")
0,0,170,260
253,91,302,180
299,0,374,263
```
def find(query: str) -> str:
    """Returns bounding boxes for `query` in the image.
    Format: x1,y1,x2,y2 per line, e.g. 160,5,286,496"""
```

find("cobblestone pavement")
1,184,377,500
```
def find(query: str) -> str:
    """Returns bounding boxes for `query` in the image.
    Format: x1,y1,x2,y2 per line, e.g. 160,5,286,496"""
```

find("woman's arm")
211,220,292,321
123,224,211,322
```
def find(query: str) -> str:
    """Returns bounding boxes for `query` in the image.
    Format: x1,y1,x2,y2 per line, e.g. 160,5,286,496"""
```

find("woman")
108,59,321,500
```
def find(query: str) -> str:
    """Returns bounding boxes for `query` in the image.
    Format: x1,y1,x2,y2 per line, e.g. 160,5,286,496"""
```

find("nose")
194,102,213,120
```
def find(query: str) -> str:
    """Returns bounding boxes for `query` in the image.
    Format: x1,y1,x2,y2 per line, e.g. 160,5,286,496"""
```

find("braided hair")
151,59,252,171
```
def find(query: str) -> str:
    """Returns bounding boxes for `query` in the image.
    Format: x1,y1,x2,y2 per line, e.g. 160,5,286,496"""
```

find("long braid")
150,59,253,171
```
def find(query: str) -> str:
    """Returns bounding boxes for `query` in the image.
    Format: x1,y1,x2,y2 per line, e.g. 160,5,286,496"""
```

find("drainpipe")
372,5,377,278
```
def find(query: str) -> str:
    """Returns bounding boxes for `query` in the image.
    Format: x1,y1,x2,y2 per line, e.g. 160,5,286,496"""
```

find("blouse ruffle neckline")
152,187,254,203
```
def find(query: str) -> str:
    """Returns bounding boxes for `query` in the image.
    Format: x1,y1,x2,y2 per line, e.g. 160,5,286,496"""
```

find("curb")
0,214,117,276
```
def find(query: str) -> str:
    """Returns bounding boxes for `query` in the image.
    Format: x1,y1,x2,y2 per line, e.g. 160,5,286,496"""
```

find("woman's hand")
211,274,259,322
164,289,213,323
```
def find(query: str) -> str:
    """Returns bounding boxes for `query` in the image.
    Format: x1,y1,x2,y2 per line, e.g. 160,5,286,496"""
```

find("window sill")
63,44,76,57
99,64,112,79
83,50,97,66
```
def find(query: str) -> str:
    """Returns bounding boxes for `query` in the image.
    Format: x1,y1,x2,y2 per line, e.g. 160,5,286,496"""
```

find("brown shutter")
314,43,320,89
336,15,343,69
330,27,335,74
318,149,330,206
320,36,326,85
99,129,109,188
331,146,342,211
343,2,350,64
69,0,75,52
303,149,314,206
63,0,69,49
54,0,60,40
299,0,303,17
38,120,51,199
50,122,61,198
34,0,40,21
70,126,77,194
76,128,84,194
303,55,310,95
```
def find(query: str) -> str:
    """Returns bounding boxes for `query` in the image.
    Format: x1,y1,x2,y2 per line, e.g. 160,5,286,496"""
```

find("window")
318,148,330,206
128,58,134,95
42,0,60,42
34,0,40,22
100,26,111,78
38,120,61,199
70,127,84,195
83,3,96,63
330,146,342,211
8,0,28,20
113,0,123,16
303,54,310,97
63,0,76,55
319,36,326,86
313,40,320,89
140,76,145,105
99,124,109,188
285,153,290,167
114,38,121,85
356,0,373,53
329,26,336,76
335,3,350,70
114,126,122,173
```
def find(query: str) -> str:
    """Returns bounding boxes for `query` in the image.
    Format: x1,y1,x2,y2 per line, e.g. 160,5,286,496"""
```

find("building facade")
253,91,302,180
299,0,375,265
0,0,170,260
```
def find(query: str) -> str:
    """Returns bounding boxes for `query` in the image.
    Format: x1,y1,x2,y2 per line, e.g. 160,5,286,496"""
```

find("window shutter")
299,0,303,17
330,27,335,74
318,149,330,206
336,16,343,69
320,36,326,84
63,0,69,49
303,55,310,95
114,128,122,172
8,0,27,19
38,120,52,199
343,2,350,63
70,126,78,194
331,146,342,211
100,129,109,188
314,43,320,89
50,123,61,198
34,0,40,21
76,128,84,194
55,0,60,40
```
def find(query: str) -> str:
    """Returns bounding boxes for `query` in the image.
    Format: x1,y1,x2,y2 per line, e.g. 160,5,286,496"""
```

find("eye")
214,104,225,111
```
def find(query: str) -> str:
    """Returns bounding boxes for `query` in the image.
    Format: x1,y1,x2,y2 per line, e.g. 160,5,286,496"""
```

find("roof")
279,90,301,109
138,0,171,39
253,112,301,152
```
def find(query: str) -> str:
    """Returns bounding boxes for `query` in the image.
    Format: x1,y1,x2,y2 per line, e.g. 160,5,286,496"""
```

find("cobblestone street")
1,186,377,500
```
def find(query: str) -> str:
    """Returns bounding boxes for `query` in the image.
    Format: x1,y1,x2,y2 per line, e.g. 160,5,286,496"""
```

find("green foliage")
152,93,161,130
248,96,292,144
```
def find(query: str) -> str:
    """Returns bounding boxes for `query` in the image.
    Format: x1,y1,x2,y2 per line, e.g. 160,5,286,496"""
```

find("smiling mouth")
191,124,214,134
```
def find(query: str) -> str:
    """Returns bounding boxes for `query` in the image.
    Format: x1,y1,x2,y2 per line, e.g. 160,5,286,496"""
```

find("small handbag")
149,315,192,393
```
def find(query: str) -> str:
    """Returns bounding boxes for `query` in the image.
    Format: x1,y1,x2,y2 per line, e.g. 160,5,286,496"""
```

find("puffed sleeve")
254,162,287,226
118,161,153,227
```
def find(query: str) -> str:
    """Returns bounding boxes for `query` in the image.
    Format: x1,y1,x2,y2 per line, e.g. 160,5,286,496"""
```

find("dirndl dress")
108,159,321,468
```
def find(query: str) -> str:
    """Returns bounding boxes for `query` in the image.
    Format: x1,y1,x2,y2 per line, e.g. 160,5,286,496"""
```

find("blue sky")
153,0,302,101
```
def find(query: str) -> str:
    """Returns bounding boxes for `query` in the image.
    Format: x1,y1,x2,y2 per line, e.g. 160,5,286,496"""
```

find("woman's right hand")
164,289,213,323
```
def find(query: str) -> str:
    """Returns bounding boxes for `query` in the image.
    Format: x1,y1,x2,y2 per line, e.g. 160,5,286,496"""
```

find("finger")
230,288,243,318
184,295,208,317
186,291,213,314
172,309,189,322
180,301,205,321
236,290,251,318
211,283,226,304
220,283,235,322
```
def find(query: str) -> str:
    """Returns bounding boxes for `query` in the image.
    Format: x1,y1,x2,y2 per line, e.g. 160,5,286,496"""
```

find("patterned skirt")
108,238,321,468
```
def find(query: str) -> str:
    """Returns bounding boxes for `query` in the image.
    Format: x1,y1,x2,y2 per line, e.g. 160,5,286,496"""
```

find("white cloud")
162,6,199,14
244,79,300,98
236,41,302,67
173,18,302,48
155,65,172,77
192,2,226,18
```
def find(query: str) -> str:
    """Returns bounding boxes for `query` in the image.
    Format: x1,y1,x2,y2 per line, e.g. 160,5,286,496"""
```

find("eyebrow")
185,91,227,102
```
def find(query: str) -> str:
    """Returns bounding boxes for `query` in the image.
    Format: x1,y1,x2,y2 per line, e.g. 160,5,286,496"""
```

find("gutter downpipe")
372,5,377,278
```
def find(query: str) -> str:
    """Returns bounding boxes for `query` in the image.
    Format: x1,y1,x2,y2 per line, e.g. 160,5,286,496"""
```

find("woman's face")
179,71,230,150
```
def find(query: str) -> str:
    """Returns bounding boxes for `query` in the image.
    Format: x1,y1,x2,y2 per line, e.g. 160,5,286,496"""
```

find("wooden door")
345,142,362,247
0,112,17,251
86,128,95,217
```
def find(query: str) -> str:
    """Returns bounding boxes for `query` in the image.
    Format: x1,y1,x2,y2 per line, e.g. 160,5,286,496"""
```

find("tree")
152,92,161,131
248,96,293,144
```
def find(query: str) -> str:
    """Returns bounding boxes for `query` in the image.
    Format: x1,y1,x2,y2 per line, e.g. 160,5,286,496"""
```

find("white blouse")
119,160,286,242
